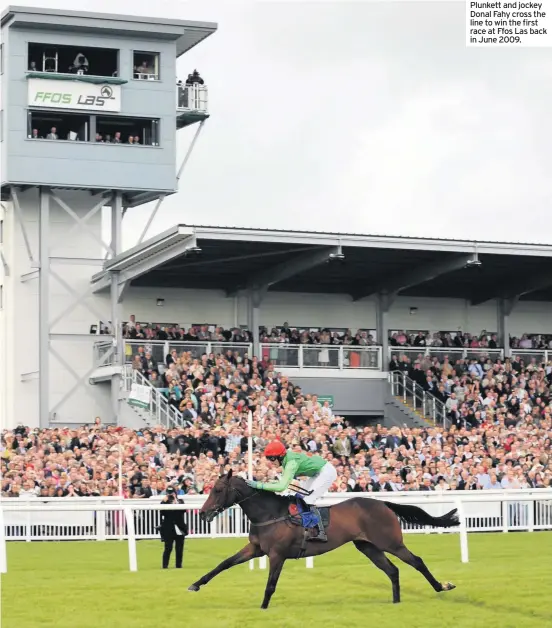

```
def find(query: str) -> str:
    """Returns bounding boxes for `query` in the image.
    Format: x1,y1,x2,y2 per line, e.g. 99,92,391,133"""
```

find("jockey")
245,440,338,541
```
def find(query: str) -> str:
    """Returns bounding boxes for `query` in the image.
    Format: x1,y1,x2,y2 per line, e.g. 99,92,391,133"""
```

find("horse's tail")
383,501,460,528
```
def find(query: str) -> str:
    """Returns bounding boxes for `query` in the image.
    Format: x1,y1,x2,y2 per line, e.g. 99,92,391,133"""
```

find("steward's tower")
0,6,216,427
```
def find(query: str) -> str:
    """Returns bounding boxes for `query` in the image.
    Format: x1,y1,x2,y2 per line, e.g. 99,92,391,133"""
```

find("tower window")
28,43,119,78
133,52,160,80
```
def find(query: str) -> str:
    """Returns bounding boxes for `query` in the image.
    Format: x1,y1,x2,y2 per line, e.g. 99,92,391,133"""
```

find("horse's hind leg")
188,542,263,592
354,541,400,603
387,543,455,593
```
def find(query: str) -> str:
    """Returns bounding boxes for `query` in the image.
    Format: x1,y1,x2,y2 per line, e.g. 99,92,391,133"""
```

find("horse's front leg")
261,552,286,609
188,542,263,592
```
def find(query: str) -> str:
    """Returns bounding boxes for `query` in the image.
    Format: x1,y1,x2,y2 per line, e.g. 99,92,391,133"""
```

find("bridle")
209,480,289,527
211,482,259,516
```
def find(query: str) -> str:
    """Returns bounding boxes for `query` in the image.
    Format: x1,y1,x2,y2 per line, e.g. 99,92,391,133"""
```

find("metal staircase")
121,366,186,428
387,371,448,427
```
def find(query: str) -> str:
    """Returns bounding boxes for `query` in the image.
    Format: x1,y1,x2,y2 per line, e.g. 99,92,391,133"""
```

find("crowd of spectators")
120,320,552,352
123,318,252,344
390,330,501,348
122,318,378,347
390,330,552,350
2,346,551,499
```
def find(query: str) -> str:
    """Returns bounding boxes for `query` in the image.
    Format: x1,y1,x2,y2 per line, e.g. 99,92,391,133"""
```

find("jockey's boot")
309,505,327,542
296,496,327,542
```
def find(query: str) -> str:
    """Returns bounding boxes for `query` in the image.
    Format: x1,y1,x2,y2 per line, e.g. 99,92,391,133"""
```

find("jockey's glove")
245,479,264,489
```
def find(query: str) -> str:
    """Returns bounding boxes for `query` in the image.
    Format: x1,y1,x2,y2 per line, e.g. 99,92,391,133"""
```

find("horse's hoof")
441,582,456,592
188,585,200,592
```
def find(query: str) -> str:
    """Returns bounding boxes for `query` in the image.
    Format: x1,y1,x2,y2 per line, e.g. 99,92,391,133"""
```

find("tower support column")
39,187,51,428
110,191,124,423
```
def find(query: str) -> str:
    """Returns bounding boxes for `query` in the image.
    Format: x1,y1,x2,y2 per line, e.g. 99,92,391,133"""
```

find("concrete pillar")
498,298,516,358
110,192,124,424
250,289,263,358
38,187,51,428
376,291,394,371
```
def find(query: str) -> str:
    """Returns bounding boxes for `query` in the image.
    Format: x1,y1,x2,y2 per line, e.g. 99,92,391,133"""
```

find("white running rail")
1,490,551,572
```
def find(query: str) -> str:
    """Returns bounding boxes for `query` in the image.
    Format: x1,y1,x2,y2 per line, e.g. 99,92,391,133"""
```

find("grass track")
1,533,551,628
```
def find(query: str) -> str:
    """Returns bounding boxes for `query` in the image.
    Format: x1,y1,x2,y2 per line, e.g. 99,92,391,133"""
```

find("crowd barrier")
1,489,551,573
3,491,551,542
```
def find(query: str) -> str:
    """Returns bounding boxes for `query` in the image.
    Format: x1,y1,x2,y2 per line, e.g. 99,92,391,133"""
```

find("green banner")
317,395,334,408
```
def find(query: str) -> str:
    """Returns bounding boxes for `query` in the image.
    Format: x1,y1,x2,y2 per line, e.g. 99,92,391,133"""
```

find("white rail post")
455,498,469,564
306,557,314,568
0,501,7,573
247,411,253,481
124,506,138,572
247,409,255,572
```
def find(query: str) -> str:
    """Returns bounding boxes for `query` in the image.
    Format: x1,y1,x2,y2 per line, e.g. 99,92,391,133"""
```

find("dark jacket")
159,497,188,540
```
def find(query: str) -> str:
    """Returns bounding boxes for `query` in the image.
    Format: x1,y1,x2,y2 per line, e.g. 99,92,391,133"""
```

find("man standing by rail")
158,487,188,569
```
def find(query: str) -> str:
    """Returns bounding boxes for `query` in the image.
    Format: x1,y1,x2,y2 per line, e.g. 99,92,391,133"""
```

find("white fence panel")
2,490,552,573
2,490,552,541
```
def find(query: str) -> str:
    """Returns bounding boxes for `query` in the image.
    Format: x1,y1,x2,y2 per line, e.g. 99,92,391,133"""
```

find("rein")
213,484,291,528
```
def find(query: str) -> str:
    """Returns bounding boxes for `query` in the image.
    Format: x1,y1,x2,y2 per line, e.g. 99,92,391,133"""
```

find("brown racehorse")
188,471,458,609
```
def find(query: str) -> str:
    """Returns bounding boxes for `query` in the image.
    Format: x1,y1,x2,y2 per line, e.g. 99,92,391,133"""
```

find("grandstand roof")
1,6,217,57
91,225,552,304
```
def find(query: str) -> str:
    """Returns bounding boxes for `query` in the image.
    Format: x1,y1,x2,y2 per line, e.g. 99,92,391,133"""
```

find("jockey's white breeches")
299,463,338,504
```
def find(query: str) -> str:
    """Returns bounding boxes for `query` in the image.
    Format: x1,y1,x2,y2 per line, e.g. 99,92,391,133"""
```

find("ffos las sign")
28,78,121,112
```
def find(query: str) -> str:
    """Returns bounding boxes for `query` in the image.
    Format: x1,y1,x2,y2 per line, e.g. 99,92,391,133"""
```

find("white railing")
388,347,552,364
388,371,448,427
123,366,186,428
507,348,552,363
2,491,551,572
93,339,118,366
260,343,382,370
2,489,550,540
176,83,208,114
122,340,252,366
388,347,506,362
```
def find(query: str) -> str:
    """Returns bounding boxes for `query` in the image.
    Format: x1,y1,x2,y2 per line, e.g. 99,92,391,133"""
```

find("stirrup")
309,506,327,542
314,528,327,542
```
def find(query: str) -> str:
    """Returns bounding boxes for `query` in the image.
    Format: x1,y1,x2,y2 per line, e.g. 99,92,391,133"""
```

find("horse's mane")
229,475,291,508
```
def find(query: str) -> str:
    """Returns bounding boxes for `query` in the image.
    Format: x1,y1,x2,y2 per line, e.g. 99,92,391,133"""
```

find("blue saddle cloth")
296,494,320,528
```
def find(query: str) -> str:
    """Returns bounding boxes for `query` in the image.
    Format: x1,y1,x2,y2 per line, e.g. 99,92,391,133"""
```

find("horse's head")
199,470,243,523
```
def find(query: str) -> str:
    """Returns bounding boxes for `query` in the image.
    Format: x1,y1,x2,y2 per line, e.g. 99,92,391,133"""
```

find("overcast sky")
4,0,552,246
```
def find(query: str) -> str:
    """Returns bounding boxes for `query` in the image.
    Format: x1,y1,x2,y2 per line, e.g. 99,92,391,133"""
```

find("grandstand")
0,6,551,502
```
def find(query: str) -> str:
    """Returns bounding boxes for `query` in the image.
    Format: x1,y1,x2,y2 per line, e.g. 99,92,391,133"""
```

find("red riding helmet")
264,441,286,458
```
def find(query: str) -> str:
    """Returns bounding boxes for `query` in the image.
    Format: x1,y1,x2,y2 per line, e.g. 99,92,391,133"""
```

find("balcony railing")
176,83,208,114
92,339,118,366
505,349,552,363
259,343,382,371
387,347,552,364
124,340,252,365
388,347,506,362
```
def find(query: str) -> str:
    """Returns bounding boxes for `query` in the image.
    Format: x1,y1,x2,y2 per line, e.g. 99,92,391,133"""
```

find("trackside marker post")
247,410,255,571
455,498,469,564
124,506,138,572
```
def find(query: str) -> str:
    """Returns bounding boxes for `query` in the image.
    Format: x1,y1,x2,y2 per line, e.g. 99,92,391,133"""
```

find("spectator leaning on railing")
115,317,552,354
123,322,252,344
